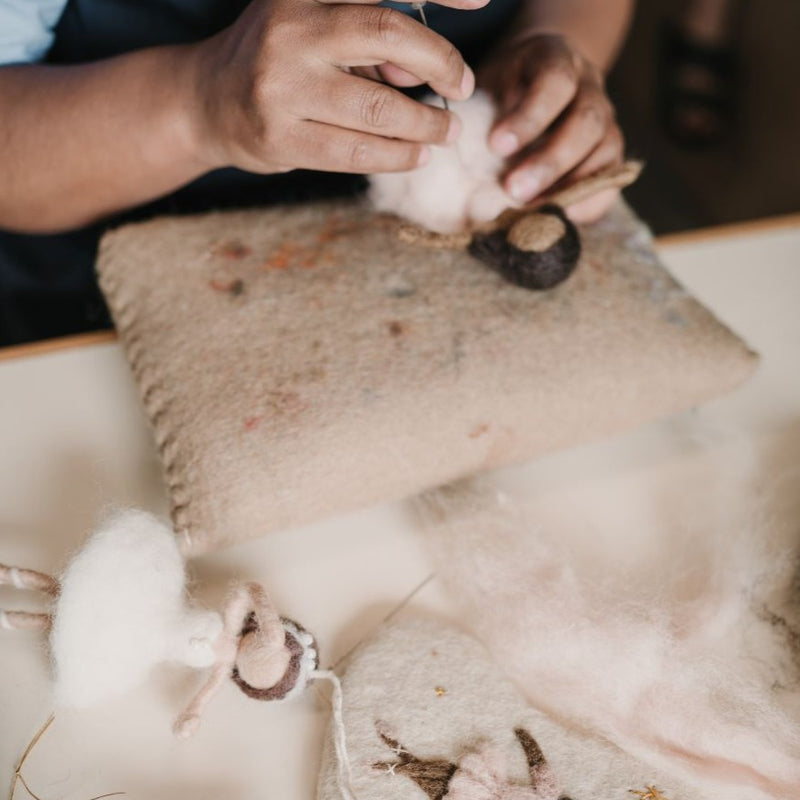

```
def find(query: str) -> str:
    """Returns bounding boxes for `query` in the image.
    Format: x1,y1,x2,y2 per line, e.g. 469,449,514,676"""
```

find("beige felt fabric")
316,617,705,800
96,201,757,555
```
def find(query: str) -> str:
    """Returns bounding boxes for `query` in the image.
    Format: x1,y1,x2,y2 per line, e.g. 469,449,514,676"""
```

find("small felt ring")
231,617,319,701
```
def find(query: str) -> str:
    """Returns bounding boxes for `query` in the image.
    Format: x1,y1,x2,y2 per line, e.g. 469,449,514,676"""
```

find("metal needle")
411,2,450,111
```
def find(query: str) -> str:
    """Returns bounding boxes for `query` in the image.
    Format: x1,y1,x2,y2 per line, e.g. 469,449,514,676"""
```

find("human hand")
481,33,624,222
191,0,487,176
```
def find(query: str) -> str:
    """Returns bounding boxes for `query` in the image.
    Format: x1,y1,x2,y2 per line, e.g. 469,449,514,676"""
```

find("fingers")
314,0,490,10
202,0,479,176
559,129,625,222
307,72,460,144
376,63,425,88
323,4,474,102
563,188,619,224
348,64,424,88
283,119,430,174
568,124,625,179
488,37,581,157
504,86,620,202
480,32,625,207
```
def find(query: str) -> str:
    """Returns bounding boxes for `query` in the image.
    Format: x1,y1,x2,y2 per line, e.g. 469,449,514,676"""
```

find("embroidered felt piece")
316,617,704,800
96,201,756,554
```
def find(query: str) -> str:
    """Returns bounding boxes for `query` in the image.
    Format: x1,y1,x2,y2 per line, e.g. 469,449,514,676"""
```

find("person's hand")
190,0,487,176
480,33,624,222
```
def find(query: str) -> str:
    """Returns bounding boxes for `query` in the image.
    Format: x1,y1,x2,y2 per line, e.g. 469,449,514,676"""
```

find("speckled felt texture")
96,201,757,554
316,617,705,800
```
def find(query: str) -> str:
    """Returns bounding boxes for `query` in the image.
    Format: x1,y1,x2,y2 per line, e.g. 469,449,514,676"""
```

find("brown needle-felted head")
232,616,319,701
468,205,581,290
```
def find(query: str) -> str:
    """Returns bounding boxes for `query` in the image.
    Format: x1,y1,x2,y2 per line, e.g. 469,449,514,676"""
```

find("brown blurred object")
609,0,800,233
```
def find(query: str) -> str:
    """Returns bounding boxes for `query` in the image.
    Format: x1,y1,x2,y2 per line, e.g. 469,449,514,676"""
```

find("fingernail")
460,66,475,99
417,146,430,167
509,168,546,202
446,114,462,144
490,130,519,157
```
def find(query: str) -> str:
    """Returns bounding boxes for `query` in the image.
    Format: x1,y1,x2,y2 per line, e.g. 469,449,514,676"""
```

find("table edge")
0,329,117,363
654,211,800,249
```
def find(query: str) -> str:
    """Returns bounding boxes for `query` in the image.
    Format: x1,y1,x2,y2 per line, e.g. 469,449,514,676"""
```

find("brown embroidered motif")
515,727,573,800
373,724,571,800
373,730,456,800
514,727,547,773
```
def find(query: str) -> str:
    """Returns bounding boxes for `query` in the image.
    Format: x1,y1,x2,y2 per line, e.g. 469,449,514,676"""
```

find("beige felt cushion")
96,201,757,555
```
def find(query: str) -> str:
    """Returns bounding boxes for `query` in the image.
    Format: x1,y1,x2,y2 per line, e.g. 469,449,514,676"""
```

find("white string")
0,610,12,630
9,567,24,589
312,669,359,800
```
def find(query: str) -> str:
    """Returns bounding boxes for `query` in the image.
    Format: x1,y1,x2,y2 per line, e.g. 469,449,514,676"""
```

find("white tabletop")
1,216,798,799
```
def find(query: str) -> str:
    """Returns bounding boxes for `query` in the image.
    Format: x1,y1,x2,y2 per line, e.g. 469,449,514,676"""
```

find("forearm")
0,44,213,234
516,0,635,71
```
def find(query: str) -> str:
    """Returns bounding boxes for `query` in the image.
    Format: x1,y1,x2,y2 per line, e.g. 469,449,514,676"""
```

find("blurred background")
610,0,800,233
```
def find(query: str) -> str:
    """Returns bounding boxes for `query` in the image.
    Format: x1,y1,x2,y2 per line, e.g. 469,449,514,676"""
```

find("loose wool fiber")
417,439,800,800
50,510,222,708
368,91,514,234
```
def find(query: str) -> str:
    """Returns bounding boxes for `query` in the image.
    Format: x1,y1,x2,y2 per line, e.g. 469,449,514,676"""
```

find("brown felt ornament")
468,204,581,290
396,160,642,291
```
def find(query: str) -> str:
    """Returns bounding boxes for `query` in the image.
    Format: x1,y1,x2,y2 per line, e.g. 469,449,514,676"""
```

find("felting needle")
411,2,449,111
328,572,436,670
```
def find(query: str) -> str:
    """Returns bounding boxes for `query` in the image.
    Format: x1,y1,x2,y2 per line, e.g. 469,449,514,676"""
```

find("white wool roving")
50,509,222,708
368,91,515,234
417,479,800,800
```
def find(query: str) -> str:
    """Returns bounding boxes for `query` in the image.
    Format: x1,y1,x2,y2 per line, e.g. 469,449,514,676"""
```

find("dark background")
610,0,800,234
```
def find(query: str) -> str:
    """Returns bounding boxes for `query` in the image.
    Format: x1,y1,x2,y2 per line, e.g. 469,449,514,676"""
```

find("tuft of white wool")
417,465,800,800
368,91,515,234
50,509,222,708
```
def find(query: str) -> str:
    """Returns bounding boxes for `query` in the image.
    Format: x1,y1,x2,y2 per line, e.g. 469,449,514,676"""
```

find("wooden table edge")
0,328,117,363
654,211,800,249
1,211,797,364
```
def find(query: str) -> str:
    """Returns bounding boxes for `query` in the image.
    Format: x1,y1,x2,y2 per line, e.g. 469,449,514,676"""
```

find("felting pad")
96,201,756,554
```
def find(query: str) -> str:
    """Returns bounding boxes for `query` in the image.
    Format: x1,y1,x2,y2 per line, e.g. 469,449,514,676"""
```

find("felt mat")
96,201,757,554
